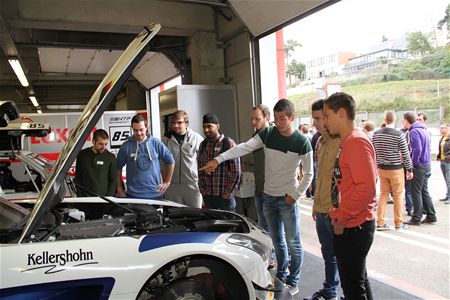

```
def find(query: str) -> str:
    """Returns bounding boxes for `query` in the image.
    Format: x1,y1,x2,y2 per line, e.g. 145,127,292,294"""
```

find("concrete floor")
296,160,449,300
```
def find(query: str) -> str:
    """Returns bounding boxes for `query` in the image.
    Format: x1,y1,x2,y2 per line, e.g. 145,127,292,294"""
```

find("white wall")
259,32,279,116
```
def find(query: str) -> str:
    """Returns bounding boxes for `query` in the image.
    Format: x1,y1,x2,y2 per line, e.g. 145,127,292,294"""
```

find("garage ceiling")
0,0,336,113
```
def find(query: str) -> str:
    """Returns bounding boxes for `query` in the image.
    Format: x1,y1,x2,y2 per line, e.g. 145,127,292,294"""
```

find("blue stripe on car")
0,277,115,299
139,232,221,252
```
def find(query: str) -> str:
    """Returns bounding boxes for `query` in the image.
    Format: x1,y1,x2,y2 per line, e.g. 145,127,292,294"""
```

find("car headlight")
227,234,270,261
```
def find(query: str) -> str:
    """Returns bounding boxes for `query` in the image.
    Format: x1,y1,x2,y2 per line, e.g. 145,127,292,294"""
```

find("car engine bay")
0,200,251,243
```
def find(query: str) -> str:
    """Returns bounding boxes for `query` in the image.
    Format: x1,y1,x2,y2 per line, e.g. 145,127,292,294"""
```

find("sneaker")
376,224,390,231
395,223,409,230
304,290,338,300
285,284,299,296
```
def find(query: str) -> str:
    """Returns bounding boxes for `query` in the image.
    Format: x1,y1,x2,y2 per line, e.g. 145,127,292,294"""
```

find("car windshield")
0,198,28,230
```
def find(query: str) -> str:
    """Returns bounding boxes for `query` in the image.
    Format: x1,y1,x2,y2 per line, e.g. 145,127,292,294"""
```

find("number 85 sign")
109,126,130,149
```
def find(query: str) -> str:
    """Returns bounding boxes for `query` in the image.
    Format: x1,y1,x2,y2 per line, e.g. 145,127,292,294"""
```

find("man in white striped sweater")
372,111,414,230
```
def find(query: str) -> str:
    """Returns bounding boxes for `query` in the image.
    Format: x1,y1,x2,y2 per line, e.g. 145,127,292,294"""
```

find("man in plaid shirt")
197,113,241,211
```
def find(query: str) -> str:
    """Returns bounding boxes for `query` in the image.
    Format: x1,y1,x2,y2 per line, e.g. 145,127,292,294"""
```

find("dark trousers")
411,166,436,222
333,220,375,300
203,195,236,212
404,168,413,212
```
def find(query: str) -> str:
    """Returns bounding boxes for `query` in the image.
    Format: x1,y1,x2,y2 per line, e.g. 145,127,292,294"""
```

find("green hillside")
288,79,449,121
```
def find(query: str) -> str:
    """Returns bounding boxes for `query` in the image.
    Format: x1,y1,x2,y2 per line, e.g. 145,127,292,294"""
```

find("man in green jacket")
75,129,117,196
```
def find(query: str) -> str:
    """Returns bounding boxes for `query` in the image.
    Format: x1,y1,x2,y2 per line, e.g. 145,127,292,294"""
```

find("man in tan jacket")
304,99,340,300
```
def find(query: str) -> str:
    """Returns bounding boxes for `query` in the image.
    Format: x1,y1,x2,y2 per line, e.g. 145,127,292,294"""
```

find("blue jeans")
203,195,236,212
440,161,450,200
263,193,303,287
404,168,413,212
312,160,318,196
316,213,340,298
255,191,268,231
411,166,436,222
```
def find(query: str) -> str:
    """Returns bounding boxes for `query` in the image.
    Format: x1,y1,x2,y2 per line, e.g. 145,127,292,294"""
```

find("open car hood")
19,24,161,243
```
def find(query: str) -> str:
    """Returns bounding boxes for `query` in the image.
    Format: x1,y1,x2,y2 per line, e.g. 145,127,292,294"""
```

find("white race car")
0,24,274,300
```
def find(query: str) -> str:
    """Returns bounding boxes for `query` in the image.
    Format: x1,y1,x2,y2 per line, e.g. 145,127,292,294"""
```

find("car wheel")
156,278,214,300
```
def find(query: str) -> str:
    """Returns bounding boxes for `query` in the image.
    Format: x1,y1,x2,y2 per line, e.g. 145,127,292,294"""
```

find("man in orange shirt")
323,92,377,300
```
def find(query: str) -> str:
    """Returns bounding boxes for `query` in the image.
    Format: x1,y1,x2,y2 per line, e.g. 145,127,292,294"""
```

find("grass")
288,79,449,122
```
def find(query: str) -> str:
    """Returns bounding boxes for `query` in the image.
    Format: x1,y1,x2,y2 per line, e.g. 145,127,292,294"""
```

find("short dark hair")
311,99,324,111
93,129,108,141
300,124,310,134
385,111,395,124
363,121,375,132
417,112,427,121
131,113,147,126
403,112,416,125
274,98,295,116
324,92,356,121
253,104,270,119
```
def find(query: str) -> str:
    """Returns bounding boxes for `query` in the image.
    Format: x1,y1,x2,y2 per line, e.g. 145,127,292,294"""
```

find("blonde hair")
172,110,189,125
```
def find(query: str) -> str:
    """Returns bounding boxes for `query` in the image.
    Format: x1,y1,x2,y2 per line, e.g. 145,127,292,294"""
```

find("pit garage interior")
0,1,419,299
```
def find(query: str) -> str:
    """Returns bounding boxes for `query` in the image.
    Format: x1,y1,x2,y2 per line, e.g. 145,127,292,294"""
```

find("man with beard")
75,129,116,196
197,113,241,211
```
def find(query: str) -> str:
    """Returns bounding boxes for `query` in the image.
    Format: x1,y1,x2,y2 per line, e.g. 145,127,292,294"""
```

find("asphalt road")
298,160,450,299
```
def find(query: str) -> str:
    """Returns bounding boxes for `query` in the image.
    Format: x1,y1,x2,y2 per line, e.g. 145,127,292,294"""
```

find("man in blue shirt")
116,114,175,199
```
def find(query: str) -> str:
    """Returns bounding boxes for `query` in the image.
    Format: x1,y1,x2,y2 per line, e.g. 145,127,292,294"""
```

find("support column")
276,30,286,99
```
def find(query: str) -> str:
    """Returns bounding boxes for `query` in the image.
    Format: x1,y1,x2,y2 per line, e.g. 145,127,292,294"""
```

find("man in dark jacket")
75,129,116,196
403,112,437,225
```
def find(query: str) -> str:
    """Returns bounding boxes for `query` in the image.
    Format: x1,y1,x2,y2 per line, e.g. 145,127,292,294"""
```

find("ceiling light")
37,109,42,114
46,104,85,110
29,96,39,107
8,59,29,87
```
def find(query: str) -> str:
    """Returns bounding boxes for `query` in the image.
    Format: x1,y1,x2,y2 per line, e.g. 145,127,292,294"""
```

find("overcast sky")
283,0,449,62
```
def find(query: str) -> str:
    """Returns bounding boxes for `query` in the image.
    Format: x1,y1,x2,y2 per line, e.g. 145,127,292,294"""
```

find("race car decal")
0,277,114,299
22,248,98,274
139,232,221,252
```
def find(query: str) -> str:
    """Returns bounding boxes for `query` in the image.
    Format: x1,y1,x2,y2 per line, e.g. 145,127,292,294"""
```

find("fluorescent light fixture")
37,109,42,114
47,104,85,110
29,96,39,107
8,59,29,87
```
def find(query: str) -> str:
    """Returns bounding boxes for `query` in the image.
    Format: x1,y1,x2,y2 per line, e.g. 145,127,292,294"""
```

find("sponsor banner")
22,111,145,159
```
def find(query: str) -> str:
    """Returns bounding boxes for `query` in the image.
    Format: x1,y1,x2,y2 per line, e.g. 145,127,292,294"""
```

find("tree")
437,3,450,42
284,39,301,86
406,31,433,56
287,59,306,81
284,39,301,59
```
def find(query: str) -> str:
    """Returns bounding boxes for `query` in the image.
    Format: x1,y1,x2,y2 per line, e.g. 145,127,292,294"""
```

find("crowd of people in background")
73,91,449,300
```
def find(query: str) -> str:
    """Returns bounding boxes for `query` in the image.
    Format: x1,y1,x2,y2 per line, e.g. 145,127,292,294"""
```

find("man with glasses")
163,110,204,208
116,114,175,199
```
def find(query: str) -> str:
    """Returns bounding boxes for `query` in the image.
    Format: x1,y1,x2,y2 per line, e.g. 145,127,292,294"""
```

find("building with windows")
343,37,411,73
305,52,356,79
